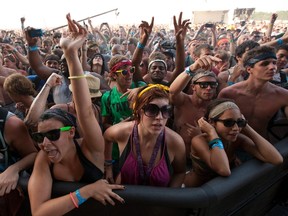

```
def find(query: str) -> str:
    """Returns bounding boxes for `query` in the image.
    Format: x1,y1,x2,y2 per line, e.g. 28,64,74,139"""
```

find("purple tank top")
119,124,171,187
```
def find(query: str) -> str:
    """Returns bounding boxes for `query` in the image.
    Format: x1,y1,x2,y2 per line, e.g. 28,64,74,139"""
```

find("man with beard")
169,55,221,163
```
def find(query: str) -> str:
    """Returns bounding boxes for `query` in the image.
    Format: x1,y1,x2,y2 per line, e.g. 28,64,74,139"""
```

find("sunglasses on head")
194,81,218,89
115,66,135,76
142,104,172,119
214,118,247,128
31,126,72,143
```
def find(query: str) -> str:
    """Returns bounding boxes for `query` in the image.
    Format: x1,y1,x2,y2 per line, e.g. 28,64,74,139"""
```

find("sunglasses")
214,118,247,128
142,104,173,119
115,66,135,76
31,126,72,143
194,82,218,89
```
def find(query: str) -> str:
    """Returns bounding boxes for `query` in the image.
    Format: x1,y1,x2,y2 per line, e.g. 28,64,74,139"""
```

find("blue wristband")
227,81,235,86
211,142,224,149
28,45,38,52
137,42,145,49
185,67,194,77
209,138,224,149
277,39,283,46
75,189,87,206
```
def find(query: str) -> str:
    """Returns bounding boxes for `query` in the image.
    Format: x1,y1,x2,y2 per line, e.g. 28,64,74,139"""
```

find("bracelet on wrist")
227,81,235,86
68,75,87,80
28,45,39,52
70,192,79,208
104,159,114,166
75,189,87,206
137,42,145,49
208,138,221,148
185,66,194,77
277,38,283,46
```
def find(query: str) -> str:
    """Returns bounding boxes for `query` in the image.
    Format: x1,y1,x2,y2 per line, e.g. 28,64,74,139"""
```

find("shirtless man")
218,45,288,141
169,55,221,159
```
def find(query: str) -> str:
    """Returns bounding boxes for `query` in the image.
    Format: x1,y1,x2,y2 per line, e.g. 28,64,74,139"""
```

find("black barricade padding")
18,137,288,216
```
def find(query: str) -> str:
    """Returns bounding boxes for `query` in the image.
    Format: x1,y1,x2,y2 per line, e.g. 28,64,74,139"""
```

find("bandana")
244,52,277,67
110,60,132,73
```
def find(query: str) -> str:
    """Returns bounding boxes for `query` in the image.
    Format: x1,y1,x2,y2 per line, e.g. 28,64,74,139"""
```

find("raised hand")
173,12,190,42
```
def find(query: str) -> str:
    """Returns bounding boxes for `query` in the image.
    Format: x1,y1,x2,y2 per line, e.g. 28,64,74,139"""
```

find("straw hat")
69,74,102,98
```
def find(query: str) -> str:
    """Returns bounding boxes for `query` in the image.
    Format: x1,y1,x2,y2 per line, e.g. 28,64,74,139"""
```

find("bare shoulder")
165,127,184,144
104,121,134,141
218,81,244,97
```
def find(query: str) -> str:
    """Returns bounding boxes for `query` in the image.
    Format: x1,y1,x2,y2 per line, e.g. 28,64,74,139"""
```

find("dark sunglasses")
214,118,247,128
142,104,173,119
194,81,218,89
31,126,71,143
115,66,135,76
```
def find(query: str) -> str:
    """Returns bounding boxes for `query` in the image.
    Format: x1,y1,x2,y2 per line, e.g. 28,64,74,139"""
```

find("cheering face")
114,65,135,89
149,61,167,83
35,119,73,163
212,108,244,142
140,98,171,135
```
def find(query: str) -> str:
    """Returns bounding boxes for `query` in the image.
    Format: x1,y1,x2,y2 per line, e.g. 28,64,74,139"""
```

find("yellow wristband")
68,75,87,79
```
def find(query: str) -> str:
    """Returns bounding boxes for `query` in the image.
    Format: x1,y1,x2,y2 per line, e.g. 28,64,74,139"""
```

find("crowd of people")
0,11,287,215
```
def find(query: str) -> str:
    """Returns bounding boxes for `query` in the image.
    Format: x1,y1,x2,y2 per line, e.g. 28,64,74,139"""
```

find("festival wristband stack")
208,138,224,149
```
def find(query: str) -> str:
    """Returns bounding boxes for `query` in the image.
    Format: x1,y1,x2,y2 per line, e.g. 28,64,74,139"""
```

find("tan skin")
184,108,283,187
218,58,288,139
104,98,186,187
0,114,37,196
28,14,124,216
169,55,221,157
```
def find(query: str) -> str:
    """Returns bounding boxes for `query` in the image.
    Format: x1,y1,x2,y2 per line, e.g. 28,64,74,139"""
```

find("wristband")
185,66,194,77
70,192,79,208
227,81,235,86
75,189,87,206
208,138,221,148
277,39,283,46
104,159,114,166
12,48,18,53
137,42,145,49
28,45,38,52
68,75,87,79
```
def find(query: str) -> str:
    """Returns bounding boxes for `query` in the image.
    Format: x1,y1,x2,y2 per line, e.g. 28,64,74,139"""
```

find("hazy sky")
1,0,288,30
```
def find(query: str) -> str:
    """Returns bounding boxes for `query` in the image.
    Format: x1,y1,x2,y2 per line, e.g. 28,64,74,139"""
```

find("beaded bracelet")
75,189,87,206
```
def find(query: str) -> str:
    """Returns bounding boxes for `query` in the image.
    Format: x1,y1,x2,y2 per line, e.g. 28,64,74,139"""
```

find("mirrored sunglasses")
214,118,247,128
194,81,218,89
31,126,71,143
142,104,173,119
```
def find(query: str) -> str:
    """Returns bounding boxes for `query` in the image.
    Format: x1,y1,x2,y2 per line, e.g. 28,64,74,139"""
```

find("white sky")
1,0,288,30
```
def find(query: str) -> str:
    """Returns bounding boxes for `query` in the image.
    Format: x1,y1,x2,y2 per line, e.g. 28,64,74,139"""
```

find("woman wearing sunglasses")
104,84,186,187
28,14,124,216
184,98,283,187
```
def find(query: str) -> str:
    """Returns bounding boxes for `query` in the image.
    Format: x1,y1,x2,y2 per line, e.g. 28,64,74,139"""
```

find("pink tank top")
119,124,171,187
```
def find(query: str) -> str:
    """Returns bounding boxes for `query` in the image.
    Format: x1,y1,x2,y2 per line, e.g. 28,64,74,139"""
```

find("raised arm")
266,13,278,40
60,14,104,167
131,17,154,82
24,28,57,80
169,12,191,84
24,73,62,131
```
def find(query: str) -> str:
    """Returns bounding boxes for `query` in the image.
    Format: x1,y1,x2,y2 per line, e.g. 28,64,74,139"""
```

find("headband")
217,38,229,46
192,71,217,83
245,52,277,67
209,102,239,119
148,59,167,71
110,60,132,73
